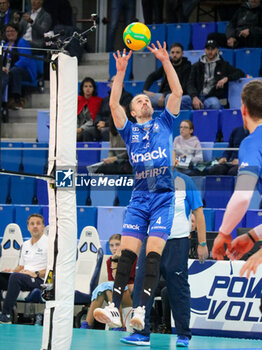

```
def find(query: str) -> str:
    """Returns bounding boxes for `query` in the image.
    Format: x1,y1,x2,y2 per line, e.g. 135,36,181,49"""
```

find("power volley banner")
187,259,262,339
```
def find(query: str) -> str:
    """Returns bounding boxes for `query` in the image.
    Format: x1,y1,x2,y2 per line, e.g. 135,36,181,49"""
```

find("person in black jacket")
208,126,249,176
186,39,245,110
208,0,262,48
143,43,192,110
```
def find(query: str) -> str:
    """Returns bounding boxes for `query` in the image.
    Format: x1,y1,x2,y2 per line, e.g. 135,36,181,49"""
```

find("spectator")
80,234,136,330
19,0,52,49
208,126,249,176
2,23,37,111
187,39,245,110
77,77,102,142
0,214,47,324
173,120,203,175
120,149,208,347
43,0,83,62
165,0,200,23
208,0,262,48
106,0,135,52
0,0,19,39
141,0,163,24
94,113,133,175
91,76,133,142
143,43,192,110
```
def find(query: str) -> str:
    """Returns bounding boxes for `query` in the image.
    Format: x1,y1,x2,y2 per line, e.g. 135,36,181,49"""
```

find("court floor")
1,325,261,349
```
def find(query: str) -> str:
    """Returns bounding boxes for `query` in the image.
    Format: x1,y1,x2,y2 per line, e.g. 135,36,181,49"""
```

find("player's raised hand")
226,233,254,260
212,231,232,260
147,41,169,62
113,49,132,73
240,248,262,278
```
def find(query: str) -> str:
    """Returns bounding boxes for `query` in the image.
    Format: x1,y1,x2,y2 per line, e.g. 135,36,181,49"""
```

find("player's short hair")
27,214,44,225
241,80,262,120
109,233,121,242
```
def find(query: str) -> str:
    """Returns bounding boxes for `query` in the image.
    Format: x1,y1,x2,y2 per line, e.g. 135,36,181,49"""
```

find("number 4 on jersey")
156,217,161,224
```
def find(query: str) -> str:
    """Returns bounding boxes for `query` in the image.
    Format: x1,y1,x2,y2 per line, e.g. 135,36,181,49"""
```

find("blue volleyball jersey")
238,124,262,194
118,109,178,192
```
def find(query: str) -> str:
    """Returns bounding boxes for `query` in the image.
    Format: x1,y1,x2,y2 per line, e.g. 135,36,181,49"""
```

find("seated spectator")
187,39,245,110
2,23,37,111
19,0,52,49
208,0,262,48
173,120,203,175
94,114,133,175
0,214,47,324
77,77,102,142
0,0,19,40
143,43,192,110
92,76,133,142
80,234,136,330
208,126,249,176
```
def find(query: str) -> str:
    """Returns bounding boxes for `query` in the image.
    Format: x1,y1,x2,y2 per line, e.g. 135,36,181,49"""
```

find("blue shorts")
122,191,175,242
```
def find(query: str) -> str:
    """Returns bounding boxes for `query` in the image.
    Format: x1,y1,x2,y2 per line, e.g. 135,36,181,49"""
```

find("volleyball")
123,22,151,51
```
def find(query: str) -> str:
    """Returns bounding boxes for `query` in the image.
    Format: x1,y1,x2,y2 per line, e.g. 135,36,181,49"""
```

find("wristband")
199,242,207,247
247,232,256,243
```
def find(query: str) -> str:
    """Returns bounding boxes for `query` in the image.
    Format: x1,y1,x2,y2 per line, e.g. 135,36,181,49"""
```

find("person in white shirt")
0,213,48,324
19,0,52,49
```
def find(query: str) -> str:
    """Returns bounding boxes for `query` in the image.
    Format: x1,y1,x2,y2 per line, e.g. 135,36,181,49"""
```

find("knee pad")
117,249,137,275
145,251,161,278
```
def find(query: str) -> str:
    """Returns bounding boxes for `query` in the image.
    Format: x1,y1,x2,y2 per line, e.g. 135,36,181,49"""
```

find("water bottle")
35,312,43,326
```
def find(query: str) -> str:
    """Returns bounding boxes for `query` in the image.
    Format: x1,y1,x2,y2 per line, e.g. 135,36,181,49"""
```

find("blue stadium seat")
0,205,14,237
15,205,43,238
191,176,206,200
100,141,110,161
109,52,132,80
172,110,192,138
77,206,97,239
22,142,48,174
147,24,166,48
200,142,214,162
204,176,235,209
245,210,262,228
166,23,191,50
36,179,48,205
96,81,110,98
214,208,245,239
235,48,262,77
212,142,229,160
192,110,219,142
89,184,117,207
37,110,50,143
217,21,228,34
115,175,133,206
218,48,234,66
183,50,204,64
77,142,101,173
97,206,126,241
191,22,216,49
150,80,161,92
76,186,90,206
124,81,144,96
42,205,49,226
0,175,10,204
228,78,260,109
1,142,23,172
22,55,43,89
220,109,243,142
10,176,37,204
203,208,215,231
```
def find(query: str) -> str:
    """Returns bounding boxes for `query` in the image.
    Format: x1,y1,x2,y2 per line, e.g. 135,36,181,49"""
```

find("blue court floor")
0,325,261,349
